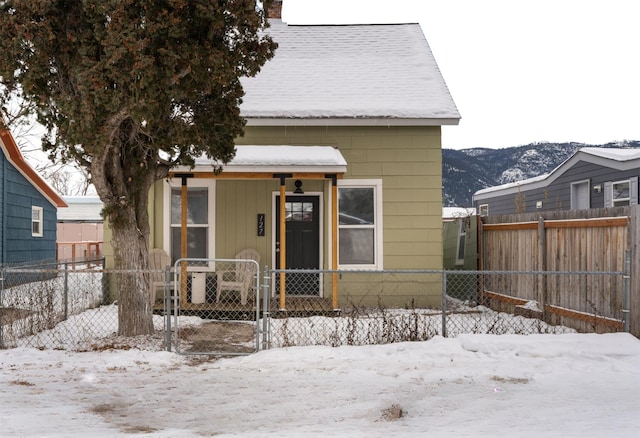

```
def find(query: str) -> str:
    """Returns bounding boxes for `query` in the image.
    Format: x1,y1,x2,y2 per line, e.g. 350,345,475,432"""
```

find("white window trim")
163,178,216,266
479,204,489,217
337,179,383,270
611,179,631,207
32,206,43,237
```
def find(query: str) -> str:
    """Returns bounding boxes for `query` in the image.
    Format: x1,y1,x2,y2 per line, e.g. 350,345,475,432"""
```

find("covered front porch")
159,145,347,312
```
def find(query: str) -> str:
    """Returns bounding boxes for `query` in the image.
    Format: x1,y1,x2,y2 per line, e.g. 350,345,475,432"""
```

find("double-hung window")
32,206,43,237
337,179,383,269
165,179,215,264
604,177,638,208
612,180,630,207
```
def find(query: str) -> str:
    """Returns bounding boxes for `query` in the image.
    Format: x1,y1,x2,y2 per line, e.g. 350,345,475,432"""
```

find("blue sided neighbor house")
0,126,67,266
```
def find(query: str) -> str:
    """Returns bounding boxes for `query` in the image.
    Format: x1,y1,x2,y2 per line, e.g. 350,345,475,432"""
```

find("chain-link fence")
0,260,170,350
0,261,630,352
265,268,629,348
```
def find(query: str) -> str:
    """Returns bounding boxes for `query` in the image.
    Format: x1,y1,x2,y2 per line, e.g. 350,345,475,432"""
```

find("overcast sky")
281,0,640,150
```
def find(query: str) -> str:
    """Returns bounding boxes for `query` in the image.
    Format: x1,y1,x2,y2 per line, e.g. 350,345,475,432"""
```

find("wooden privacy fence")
479,206,638,336
56,241,103,268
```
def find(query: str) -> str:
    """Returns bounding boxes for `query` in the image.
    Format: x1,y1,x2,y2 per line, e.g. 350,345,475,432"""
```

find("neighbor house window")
605,177,638,208
337,179,383,269
479,204,489,217
611,180,630,207
455,220,467,266
32,206,43,237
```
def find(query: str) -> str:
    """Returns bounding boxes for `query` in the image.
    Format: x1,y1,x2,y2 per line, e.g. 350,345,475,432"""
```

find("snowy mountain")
442,140,640,207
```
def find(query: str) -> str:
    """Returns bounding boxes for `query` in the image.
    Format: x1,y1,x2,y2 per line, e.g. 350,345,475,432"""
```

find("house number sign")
257,213,265,236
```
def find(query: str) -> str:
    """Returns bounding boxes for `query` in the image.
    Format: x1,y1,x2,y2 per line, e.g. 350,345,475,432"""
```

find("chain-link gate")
165,257,262,355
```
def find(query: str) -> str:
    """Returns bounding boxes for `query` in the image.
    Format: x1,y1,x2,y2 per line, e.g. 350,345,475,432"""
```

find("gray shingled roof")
240,20,460,125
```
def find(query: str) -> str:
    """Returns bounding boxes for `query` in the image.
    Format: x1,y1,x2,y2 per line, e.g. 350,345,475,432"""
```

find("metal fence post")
262,265,270,350
164,265,172,351
623,250,631,333
63,262,69,321
442,271,448,338
101,257,107,305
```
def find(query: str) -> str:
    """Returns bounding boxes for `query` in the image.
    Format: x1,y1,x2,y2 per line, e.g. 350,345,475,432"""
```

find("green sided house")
105,18,460,309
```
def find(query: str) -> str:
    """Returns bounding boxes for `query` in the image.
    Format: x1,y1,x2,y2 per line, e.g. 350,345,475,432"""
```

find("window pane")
303,202,313,222
292,202,303,221
456,234,466,261
613,181,630,200
171,188,208,224
285,202,293,221
171,228,207,263
339,188,374,224
339,228,374,264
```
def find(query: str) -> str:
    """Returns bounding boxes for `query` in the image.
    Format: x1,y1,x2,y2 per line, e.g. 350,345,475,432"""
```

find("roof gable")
0,128,67,208
241,20,460,125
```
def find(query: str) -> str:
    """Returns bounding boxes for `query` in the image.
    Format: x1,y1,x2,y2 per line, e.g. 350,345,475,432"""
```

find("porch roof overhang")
170,145,347,178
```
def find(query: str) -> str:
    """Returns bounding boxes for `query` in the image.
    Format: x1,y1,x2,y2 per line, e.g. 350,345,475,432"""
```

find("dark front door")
275,195,320,295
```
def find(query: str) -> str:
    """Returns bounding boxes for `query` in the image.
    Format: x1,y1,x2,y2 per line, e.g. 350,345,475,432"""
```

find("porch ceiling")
186,145,347,175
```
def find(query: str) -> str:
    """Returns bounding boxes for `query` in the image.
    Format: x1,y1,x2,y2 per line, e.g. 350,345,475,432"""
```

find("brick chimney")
267,0,282,19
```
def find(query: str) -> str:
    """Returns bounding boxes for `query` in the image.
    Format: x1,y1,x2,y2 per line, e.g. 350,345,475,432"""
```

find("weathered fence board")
630,205,639,336
480,207,637,335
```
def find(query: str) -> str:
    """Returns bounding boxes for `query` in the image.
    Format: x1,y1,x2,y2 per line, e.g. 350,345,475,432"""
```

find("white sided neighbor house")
105,8,460,310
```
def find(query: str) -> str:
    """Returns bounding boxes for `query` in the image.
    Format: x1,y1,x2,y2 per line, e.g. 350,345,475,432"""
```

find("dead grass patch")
491,376,530,384
10,380,35,386
178,321,255,354
0,307,33,325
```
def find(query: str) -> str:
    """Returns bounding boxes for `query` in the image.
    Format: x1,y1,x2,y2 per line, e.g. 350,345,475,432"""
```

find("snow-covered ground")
6,299,576,351
1,332,638,437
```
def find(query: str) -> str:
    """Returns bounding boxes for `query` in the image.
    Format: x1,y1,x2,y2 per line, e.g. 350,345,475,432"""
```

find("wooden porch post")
327,174,339,310
276,174,289,310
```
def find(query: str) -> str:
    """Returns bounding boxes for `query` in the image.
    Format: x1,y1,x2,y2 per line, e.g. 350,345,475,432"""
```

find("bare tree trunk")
91,136,158,336
111,205,154,336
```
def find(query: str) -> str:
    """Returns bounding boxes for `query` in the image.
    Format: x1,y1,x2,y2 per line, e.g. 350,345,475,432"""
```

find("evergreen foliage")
0,0,277,335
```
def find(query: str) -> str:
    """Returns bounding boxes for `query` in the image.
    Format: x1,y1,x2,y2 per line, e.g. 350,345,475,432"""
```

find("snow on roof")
240,20,460,124
474,173,549,196
580,147,640,161
193,145,347,173
443,207,476,219
57,196,103,222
